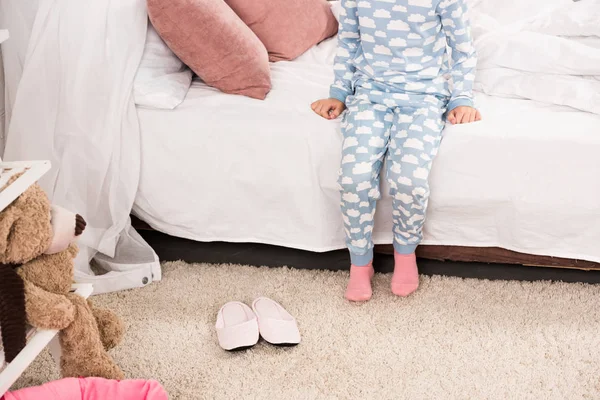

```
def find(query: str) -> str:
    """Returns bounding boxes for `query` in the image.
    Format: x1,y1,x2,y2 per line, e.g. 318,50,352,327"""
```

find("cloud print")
342,154,357,164
383,98,396,107
357,181,371,191
397,176,413,186
341,31,360,39
404,138,424,150
343,215,351,225
359,16,376,28
374,9,391,18
390,162,402,174
362,33,375,43
433,37,446,52
355,110,375,120
403,47,424,57
387,20,410,31
402,154,419,165
405,81,426,91
398,114,413,123
347,209,361,218
360,213,374,224
368,188,380,198
351,239,368,248
409,0,432,7
337,48,350,58
344,137,359,149
373,61,390,68
374,45,393,55
390,38,407,47
408,214,425,225
424,119,439,131
353,162,372,175
343,193,361,203
413,167,429,180
356,126,373,135
408,14,426,22
406,63,423,72
395,192,413,204
389,76,406,84
413,186,427,197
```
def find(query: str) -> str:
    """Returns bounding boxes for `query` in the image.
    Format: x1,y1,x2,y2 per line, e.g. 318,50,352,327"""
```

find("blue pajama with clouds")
331,0,477,266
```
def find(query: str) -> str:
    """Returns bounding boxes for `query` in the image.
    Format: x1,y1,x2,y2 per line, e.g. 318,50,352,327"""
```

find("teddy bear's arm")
22,279,75,330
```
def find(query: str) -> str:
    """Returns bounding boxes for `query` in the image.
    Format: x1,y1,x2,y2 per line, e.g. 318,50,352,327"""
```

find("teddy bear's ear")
0,206,23,262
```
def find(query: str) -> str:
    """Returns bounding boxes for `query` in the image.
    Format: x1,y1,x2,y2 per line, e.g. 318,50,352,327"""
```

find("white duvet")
471,0,600,114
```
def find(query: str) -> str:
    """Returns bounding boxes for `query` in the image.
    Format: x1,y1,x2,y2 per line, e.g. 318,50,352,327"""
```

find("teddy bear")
0,179,124,379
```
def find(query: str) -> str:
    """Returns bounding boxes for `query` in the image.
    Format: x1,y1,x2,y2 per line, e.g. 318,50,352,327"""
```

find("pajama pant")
339,84,447,266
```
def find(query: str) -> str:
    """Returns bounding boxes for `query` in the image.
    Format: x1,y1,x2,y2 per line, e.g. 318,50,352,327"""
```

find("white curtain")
0,0,161,294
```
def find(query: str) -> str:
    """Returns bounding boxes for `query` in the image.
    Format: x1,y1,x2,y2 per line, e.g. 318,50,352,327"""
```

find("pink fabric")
148,0,271,100
345,264,374,302
391,252,419,297
224,0,338,62
3,377,168,400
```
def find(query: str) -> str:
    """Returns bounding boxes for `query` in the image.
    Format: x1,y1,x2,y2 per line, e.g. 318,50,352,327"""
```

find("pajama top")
329,0,477,112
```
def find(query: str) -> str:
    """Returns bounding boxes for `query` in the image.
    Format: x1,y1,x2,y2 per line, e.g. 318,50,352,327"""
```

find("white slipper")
252,297,301,346
215,301,259,351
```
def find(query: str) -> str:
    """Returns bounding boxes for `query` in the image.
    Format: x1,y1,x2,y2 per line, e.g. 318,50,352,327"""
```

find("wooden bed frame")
131,216,600,271
380,245,600,271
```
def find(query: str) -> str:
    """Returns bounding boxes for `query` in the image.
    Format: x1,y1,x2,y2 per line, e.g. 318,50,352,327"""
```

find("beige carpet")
13,262,600,399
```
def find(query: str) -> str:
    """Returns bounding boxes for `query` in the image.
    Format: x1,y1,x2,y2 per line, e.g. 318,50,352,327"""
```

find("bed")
133,39,600,267
2,0,599,295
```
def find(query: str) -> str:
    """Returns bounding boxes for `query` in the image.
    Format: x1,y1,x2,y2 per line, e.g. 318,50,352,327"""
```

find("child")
312,0,481,301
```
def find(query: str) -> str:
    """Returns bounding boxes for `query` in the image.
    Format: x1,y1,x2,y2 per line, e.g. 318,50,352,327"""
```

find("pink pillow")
224,0,339,62
147,0,271,100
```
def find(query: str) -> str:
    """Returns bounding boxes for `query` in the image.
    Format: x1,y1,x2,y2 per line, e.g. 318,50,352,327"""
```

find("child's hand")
311,98,346,120
447,106,482,124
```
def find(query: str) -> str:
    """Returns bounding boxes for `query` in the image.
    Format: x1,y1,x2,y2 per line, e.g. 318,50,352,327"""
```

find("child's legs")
385,104,445,254
339,97,393,266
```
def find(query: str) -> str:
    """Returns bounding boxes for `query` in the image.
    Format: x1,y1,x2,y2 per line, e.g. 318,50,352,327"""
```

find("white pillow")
466,0,572,26
133,21,192,110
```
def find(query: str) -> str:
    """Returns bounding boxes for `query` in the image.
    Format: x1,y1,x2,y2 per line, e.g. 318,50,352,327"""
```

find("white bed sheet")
134,45,600,263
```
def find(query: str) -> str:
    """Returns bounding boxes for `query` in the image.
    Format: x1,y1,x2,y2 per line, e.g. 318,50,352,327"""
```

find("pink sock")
391,252,419,297
345,263,374,302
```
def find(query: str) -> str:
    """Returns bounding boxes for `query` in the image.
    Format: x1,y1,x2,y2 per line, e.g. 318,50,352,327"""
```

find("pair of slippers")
215,297,300,351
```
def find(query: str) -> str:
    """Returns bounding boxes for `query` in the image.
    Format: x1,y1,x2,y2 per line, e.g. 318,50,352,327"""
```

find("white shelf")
0,30,8,45
0,161,52,212
0,283,94,396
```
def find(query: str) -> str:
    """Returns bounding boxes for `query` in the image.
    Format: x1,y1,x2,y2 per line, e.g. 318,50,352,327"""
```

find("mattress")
134,37,600,264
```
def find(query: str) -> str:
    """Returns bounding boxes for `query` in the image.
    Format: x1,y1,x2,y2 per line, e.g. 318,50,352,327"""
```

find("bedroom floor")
14,261,600,399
